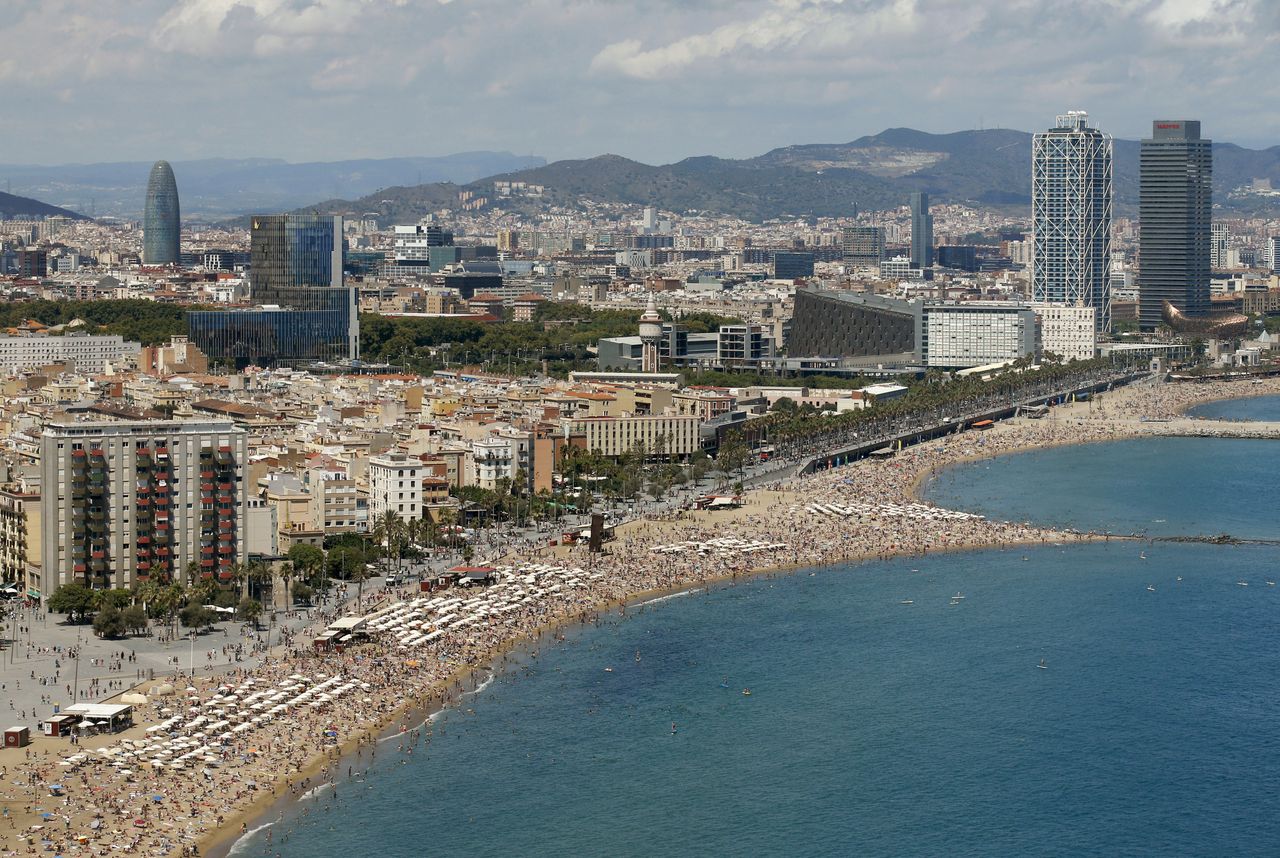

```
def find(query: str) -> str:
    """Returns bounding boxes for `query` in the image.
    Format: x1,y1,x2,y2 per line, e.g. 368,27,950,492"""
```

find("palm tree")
278,561,295,611
371,510,405,574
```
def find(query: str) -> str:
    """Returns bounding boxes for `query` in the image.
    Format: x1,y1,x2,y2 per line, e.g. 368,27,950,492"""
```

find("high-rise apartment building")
842,227,886,268
1210,223,1230,269
1031,111,1113,331
40,420,248,592
910,192,933,269
188,214,357,367
142,161,181,265
1138,120,1212,329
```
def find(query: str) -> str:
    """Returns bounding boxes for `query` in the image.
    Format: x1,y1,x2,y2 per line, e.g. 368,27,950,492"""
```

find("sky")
4,0,1279,166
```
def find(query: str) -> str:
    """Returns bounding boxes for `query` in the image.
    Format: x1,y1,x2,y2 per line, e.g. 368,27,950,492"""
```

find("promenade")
1,373,1277,858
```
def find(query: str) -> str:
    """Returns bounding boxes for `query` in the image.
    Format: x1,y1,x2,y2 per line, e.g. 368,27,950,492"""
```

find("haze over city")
5,0,1280,164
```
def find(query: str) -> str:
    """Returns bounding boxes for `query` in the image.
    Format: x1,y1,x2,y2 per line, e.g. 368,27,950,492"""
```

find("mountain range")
0,190,87,221
0,152,546,220
301,128,1280,224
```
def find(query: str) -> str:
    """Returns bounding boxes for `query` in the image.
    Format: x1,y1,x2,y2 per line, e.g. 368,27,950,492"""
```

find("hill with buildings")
298,128,1280,223
0,152,546,220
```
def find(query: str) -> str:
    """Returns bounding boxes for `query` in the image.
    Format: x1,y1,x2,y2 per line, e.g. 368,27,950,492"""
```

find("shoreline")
7,377,1279,858
188,378,1280,858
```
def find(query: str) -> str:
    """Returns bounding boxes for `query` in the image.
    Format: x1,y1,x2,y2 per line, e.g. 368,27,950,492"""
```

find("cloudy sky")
5,0,1278,165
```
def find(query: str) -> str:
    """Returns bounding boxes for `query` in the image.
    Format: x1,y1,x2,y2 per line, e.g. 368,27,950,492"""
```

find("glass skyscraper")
1031,111,1113,332
1138,120,1212,330
142,161,180,265
188,214,358,367
910,192,933,269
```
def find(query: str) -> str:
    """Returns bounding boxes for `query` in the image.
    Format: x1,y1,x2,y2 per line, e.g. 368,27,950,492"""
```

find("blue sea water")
1187,393,1280,422
923,437,1280,539
234,437,1280,858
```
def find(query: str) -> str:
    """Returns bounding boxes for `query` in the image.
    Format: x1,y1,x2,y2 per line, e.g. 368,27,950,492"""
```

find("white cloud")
590,0,919,79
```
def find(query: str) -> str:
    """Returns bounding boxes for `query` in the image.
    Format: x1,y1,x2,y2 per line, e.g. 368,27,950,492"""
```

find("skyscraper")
187,214,357,366
841,226,885,268
910,192,933,269
1031,111,1113,332
1138,120,1212,329
142,160,180,265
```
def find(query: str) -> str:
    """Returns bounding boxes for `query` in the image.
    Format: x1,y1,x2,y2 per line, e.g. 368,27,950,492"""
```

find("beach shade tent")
120,693,148,706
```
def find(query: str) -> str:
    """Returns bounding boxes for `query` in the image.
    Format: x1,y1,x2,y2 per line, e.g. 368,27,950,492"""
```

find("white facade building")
916,303,1040,369
1031,304,1097,362
471,437,516,491
0,333,138,374
367,453,427,523
1031,111,1113,331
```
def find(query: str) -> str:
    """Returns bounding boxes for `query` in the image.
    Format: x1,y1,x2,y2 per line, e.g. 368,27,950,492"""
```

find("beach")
3,374,1279,858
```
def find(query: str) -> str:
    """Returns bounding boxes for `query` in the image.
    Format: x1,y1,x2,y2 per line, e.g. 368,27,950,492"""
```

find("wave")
299,781,333,801
638,588,702,607
226,821,274,855
464,674,494,696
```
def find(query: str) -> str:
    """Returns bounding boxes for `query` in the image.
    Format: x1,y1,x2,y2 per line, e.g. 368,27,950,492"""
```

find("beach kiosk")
3,726,30,747
42,714,80,737
61,703,133,734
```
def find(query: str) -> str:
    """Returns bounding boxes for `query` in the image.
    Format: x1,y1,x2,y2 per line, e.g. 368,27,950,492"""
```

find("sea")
230,396,1280,858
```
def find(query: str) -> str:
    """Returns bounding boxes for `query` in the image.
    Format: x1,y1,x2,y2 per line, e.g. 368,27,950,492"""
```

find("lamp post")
188,630,196,676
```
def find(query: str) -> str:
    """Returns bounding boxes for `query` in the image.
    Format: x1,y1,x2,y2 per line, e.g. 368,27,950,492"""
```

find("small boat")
1237,581,1249,587
1268,581,1276,587
1139,552,1147,560
1176,576,1183,582
952,592,965,600
604,667,614,673
1147,585,1156,592
899,599,914,606
742,689,752,696
1037,659,1048,670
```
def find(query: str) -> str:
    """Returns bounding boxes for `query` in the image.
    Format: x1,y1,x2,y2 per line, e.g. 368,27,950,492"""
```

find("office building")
1138,120,1212,329
717,324,775,367
142,160,181,265
0,333,137,374
910,192,933,269
788,289,916,359
1031,111,1113,331
566,415,701,458
841,227,886,268
40,420,248,592
917,304,1040,369
773,251,815,280
1210,223,1230,269
188,214,357,367
936,245,978,272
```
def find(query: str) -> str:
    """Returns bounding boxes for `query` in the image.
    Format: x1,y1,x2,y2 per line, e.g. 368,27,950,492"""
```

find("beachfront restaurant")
48,703,134,736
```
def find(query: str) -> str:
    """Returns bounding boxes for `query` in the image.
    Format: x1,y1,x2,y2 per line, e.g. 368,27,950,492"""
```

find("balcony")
73,563,86,573
201,559,215,569
137,561,150,571
137,498,150,507
91,550,105,559
201,483,214,492
137,536,150,545
201,470,215,479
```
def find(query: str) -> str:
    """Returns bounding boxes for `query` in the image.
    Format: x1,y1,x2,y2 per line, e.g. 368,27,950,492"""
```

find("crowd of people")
2,375,1278,857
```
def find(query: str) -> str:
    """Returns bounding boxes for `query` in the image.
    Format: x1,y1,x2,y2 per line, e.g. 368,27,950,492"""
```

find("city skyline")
4,1,1279,165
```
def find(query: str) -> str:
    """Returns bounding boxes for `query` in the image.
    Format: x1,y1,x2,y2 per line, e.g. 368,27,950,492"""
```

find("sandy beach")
4,373,1279,858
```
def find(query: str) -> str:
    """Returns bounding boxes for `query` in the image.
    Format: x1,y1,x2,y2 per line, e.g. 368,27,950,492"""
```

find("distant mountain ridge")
0,152,546,219
0,190,86,221
298,128,1280,223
